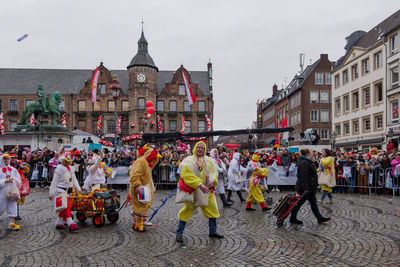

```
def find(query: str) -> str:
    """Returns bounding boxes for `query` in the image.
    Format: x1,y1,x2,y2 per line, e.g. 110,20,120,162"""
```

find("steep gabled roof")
287,60,320,97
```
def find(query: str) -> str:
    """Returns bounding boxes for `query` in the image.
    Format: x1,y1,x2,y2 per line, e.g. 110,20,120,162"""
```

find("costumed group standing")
1,142,333,240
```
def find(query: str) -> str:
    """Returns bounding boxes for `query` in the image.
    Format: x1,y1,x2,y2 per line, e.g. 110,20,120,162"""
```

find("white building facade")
332,10,400,152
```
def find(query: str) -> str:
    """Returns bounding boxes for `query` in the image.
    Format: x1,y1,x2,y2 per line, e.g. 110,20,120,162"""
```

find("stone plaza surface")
0,188,400,267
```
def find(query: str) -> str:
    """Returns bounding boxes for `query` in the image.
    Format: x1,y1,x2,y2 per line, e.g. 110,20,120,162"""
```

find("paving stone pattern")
0,189,400,266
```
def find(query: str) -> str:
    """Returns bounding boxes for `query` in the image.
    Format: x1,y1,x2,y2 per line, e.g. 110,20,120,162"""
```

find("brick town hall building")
0,30,214,142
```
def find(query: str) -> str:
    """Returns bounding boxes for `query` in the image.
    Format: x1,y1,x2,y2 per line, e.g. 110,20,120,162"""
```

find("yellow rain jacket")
318,156,336,191
246,165,269,204
178,141,219,222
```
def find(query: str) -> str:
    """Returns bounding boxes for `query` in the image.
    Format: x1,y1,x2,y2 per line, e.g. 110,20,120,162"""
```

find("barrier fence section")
25,162,400,197
335,167,399,197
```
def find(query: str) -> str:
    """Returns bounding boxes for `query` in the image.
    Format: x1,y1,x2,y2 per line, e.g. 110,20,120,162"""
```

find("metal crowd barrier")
334,166,399,197
152,165,179,189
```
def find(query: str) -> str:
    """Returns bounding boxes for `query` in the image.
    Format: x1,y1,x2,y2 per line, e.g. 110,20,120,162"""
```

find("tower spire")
141,19,144,32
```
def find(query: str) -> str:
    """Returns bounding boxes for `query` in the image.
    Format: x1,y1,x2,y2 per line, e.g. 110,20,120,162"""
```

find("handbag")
176,178,195,203
318,171,331,184
42,167,48,178
17,176,30,197
31,167,39,181
137,184,151,203
5,181,20,200
194,188,209,207
386,172,393,188
54,192,68,212
176,188,194,203
368,172,373,184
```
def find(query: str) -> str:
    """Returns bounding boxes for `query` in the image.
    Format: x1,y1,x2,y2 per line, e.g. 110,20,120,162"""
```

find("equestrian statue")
18,84,63,126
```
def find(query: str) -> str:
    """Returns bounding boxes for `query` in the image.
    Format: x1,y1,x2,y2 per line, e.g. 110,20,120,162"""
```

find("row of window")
334,51,383,89
263,109,274,122
75,119,207,134
334,82,383,115
77,99,206,113
314,72,332,85
310,90,329,103
0,99,65,112
155,100,206,112
335,114,383,137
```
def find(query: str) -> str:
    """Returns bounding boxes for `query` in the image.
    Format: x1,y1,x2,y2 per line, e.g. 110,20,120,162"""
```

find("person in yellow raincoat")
318,149,336,204
129,147,162,232
245,153,271,212
176,141,223,243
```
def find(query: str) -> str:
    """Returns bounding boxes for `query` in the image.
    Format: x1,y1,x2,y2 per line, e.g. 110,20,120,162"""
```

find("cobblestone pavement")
1,188,400,266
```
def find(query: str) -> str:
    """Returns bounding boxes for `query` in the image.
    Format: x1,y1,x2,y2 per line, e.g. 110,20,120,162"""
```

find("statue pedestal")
0,126,73,151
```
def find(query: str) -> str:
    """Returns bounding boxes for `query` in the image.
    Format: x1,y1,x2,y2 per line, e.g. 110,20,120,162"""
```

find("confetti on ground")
210,253,214,256
181,246,187,248
268,239,276,242
280,249,285,255
243,221,248,224
323,239,328,242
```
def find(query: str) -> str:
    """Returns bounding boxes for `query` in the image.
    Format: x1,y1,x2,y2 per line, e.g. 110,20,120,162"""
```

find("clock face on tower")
137,73,146,83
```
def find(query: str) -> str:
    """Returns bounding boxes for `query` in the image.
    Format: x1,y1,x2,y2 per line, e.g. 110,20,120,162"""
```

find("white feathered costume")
0,155,21,223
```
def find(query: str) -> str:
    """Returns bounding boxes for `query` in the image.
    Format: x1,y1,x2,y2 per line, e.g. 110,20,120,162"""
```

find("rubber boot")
260,202,271,212
219,194,232,207
246,202,255,211
227,190,234,203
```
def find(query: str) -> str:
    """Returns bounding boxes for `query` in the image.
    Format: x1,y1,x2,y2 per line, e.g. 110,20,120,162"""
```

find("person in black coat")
290,148,330,225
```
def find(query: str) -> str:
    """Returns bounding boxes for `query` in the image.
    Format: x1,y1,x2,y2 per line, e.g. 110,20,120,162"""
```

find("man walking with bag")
175,141,223,243
290,149,330,225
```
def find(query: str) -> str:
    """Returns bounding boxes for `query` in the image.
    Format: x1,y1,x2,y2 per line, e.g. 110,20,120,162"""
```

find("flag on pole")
182,70,196,105
91,68,100,103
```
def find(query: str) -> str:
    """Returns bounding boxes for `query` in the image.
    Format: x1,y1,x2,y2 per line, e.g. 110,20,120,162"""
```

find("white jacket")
0,155,21,217
49,164,81,196
83,157,105,191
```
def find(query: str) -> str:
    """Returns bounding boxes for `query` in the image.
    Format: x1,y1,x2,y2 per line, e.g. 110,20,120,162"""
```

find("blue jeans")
348,177,355,193
290,192,323,220
176,218,217,236
321,190,333,200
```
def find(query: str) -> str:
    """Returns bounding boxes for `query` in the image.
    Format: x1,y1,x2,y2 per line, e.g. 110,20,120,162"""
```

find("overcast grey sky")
1,0,398,130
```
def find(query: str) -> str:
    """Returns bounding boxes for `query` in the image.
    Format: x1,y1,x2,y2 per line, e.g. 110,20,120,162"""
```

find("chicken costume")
49,153,81,231
0,154,22,230
129,147,161,232
176,141,224,242
245,153,270,211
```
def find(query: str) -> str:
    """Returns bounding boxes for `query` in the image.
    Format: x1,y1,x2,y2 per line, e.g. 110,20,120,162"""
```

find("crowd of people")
0,140,398,236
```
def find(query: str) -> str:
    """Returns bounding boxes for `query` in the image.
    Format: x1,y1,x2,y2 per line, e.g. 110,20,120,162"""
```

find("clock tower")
127,30,158,133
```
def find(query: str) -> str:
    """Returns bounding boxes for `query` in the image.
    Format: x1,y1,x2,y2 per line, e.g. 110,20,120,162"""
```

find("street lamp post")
110,75,121,148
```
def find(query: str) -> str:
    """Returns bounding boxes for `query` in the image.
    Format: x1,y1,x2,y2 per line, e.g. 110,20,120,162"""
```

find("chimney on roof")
320,54,328,60
273,84,278,95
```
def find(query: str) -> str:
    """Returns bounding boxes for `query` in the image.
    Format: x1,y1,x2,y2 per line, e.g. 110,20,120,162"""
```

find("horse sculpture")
18,85,63,126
